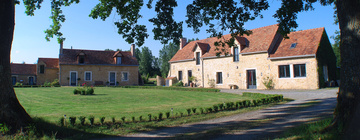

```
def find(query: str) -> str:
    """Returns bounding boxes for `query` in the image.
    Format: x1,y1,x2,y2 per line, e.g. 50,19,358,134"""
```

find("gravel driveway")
100,88,338,140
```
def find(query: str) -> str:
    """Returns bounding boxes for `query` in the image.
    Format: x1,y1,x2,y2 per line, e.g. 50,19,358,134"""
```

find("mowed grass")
15,87,254,123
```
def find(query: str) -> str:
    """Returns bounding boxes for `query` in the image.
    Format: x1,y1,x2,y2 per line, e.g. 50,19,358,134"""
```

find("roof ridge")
63,48,130,53
291,27,324,34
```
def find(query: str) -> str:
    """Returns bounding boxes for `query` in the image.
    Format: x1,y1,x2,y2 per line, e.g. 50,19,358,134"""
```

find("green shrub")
172,81,184,87
119,85,220,92
213,105,219,112
153,116,158,121
207,107,213,113
186,108,191,116
15,82,23,87
148,114,152,121
88,116,95,125
218,103,224,110
121,117,126,123
59,117,65,127
69,117,76,126
86,88,94,95
100,117,105,125
112,117,116,124
262,76,274,90
208,79,215,88
200,108,204,114
180,112,184,117
0,123,9,135
79,116,86,125
132,116,135,122
73,89,78,94
165,112,170,118
158,112,163,120
192,108,197,114
50,79,60,87
139,116,143,122
43,82,51,87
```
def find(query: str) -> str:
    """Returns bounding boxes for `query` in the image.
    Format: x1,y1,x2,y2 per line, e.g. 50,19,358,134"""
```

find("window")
216,72,223,84
196,52,200,65
294,64,306,77
178,71,182,81
233,47,239,62
39,65,44,74
109,72,116,85
116,57,122,65
279,65,290,78
290,43,297,49
84,71,92,81
122,72,129,81
79,55,85,64
188,70,192,84
323,65,329,81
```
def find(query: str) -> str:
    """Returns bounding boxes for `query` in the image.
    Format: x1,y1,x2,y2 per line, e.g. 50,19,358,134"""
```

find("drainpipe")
201,58,204,87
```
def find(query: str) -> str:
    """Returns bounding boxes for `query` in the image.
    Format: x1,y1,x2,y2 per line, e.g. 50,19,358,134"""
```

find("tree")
2,0,360,137
159,42,179,77
139,46,154,76
331,30,341,67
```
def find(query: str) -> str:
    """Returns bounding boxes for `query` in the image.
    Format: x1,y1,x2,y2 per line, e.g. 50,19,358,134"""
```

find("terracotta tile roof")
38,58,59,68
196,42,210,54
11,63,36,75
59,49,138,65
269,27,324,58
169,24,279,62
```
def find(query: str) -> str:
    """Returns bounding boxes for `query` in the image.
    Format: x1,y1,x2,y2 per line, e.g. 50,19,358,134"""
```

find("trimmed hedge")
115,86,220,92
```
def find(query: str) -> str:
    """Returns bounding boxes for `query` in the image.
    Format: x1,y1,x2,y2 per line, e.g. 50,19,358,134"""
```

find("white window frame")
293,64,306,78
278,65,291,78
121,71,129,81
84,71,92,81
108,71,116,85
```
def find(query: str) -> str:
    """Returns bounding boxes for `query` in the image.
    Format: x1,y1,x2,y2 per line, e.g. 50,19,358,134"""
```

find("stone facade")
10,63,37,85
59,65,138,86
37,58,59,85
168,25,337,89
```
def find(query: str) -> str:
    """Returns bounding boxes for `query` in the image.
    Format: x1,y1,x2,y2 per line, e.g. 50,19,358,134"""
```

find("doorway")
247,70,257,89
29,77,34,85
70,71,77,86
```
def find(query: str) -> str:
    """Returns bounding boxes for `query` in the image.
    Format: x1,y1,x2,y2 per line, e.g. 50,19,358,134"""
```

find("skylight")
290,43,297,49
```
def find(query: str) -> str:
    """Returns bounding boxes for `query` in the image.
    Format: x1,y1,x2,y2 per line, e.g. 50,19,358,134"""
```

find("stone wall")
59,65,139,86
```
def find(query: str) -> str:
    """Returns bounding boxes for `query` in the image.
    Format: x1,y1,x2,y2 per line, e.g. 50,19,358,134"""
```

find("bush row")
13,85,59,88
115,86,220,92
59,93,283,126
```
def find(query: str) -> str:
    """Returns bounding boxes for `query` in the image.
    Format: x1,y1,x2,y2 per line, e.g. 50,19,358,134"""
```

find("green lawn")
15,87,255,123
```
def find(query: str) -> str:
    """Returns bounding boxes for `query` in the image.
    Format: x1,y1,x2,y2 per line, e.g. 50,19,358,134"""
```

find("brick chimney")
59,41,63,55
131,44,135,57
179,38,187,50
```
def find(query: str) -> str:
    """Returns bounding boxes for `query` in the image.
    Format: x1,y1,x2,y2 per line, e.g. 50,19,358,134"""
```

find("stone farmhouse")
58,44,139,86
11,44,139,86
168,24,337,89
10,63,37,85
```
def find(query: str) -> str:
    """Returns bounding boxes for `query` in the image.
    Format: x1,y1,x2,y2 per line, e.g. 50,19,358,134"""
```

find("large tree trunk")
334,0,360,139
0,1,32,132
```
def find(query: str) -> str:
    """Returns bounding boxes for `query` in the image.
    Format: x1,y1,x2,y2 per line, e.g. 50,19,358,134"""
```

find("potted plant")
77,78,81,81
189,76,196,87
116,81,119,86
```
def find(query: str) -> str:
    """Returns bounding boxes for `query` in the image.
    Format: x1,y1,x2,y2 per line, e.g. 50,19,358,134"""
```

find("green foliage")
50,79,60,87
43,82,51,87
158,112,163,120
121,117,126,123
112,117,116,124
218,103,224,110
79,116,86,125
69,117,76,126
262,77,274,90
15,82,23,86
139,116,143,122
132,116,135,122
172,81,184,87
58,117,65,127
192,108,197,114
200,108,204,114
186,108,191,116
73,84,95,95
213,105,218,112
159,42,179,77
331,30,341,67
189,76,196,82
148,114,152,121
100,117,105,125
0,123,9,135
88,116,95,125
165,112,171,119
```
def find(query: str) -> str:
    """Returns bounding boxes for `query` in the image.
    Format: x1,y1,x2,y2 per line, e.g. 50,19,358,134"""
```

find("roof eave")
268,54,316,60
240,51,267,55
169,58,194,63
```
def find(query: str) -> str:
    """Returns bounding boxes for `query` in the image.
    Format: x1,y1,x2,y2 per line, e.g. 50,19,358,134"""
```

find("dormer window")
79,55,85,64
290,43,297,49
196,52,200,65
233,47,239,62
116,56,122,65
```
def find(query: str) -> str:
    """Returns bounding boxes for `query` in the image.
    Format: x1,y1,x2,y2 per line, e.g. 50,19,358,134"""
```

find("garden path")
99,88,338,140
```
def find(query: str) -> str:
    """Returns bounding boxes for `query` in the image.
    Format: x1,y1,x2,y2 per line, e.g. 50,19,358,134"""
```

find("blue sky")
12,1,338,64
